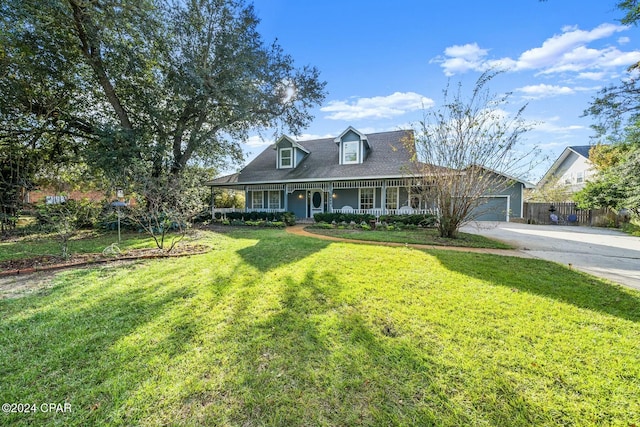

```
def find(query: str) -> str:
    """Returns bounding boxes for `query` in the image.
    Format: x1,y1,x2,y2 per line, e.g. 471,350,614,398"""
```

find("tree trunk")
438,216,459,239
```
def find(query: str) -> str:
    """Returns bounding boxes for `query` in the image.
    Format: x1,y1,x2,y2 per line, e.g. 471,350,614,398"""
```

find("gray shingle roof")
217,129,415,185
208,172,240,185
569,145,592,159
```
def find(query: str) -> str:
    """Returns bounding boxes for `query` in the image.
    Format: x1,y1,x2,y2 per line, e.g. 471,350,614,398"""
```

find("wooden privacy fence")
523,202,612,226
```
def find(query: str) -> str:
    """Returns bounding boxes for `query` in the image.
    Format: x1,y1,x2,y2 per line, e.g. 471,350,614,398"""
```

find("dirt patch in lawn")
0,244,211,278
0,244,212,299
0,271,58,299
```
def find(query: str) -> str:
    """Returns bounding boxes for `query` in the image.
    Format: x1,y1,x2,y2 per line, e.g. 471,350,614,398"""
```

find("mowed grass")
0,231,161,262
0,228,639,426
306,227,513,249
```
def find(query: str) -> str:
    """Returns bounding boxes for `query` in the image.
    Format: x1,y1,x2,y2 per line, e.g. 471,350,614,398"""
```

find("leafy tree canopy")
575,2,640,217
1,0,326,192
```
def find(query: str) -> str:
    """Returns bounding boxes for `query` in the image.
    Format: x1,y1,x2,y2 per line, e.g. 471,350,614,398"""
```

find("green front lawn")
0,231,160,262
306,226,513,248
0,228,638,426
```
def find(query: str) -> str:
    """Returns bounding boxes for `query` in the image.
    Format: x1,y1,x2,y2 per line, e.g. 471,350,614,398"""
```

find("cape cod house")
206,127,531,221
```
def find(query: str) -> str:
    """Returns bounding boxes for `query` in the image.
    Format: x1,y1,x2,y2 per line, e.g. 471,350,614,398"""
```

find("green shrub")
100,210,137,231
226,211,296,226
266,221,285,228
378,213,438,227
310,222,335,229
192,209,212,223
36,199,104,229
314,212,375,224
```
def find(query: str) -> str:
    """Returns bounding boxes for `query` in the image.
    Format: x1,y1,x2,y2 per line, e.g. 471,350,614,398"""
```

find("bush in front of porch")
218,211,296,226
314,212,375,224
314,212,438,228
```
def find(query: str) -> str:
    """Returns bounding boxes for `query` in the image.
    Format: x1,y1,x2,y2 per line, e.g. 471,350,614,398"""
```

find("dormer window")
279,148,292,168
343,141,359,164
335,126,369,165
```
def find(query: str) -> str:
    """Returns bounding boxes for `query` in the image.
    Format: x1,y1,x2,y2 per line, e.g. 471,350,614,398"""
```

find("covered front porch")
210,179,438,220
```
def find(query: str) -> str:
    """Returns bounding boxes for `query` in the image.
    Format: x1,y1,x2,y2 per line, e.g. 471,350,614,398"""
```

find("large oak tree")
1,0,326,194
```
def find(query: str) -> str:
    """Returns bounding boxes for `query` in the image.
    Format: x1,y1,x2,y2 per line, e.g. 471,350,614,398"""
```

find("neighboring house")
206,127,531,221
536,146,594,195
24,188,106,205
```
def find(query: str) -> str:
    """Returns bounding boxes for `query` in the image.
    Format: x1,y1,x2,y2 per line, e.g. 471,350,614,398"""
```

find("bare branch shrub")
408,71,539,238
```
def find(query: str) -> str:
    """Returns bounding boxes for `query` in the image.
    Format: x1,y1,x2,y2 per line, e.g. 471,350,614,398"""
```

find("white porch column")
328,182,334,212
283,185,289,212
210,187,215,218
381,180,387,216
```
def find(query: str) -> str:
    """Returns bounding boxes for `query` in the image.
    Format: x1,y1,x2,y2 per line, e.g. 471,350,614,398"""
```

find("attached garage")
473,195,510,221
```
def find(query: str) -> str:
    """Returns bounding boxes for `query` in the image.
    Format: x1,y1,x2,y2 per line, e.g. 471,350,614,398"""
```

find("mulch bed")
0,244,211,276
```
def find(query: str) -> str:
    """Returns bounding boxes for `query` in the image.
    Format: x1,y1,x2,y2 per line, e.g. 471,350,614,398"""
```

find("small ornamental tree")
126,176,201,252
408,71,537,238
36,199,99,259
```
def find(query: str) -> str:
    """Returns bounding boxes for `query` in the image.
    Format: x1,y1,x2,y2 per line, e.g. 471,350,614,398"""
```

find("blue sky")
240,0,640,181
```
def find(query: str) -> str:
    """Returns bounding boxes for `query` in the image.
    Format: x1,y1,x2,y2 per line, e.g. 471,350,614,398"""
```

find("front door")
310,190,324,217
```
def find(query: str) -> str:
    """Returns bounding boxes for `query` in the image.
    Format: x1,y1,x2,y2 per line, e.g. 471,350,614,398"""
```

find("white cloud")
515,84,596,99
618,36,631,44
432,43,490,76
436,23,640,77
577,71,607,80
321,92,434,120
516,23,626,70
293,133,335,141
534,119,586,134
516,84,575,99
244,135,272,148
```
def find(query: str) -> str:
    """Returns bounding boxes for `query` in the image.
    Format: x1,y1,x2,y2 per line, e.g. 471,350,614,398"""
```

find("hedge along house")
206,127,531,221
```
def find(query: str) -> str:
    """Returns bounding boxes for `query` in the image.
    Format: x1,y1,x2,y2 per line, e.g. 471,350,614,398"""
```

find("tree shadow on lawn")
0,269,208,424
0,258,572,426
213,268,550,426
234,230,331,272
429,250,640,323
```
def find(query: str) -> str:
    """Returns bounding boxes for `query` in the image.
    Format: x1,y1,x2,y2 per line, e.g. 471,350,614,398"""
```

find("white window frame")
252,191,264,209
279,148,293,168
359,188,374,210
268,190,280,209
343,141,359,164
385,187,399,210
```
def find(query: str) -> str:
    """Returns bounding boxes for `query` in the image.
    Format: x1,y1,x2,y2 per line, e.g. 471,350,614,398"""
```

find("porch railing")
211,207,285,218
330,207,439,217
212,207,439,219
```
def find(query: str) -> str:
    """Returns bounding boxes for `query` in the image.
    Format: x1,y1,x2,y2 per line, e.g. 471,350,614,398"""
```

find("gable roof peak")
333,126,368,144
274,134,310,153
568,145,592,159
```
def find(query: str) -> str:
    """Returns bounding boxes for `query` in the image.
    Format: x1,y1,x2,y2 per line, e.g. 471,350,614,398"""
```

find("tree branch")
68,0,133,130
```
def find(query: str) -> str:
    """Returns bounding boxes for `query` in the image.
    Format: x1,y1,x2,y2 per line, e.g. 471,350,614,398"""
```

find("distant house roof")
207,129,415,186
568,145,592,159
537,145,594,188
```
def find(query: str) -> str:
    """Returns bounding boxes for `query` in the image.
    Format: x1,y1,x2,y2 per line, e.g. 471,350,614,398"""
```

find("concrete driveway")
461,222,640,290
